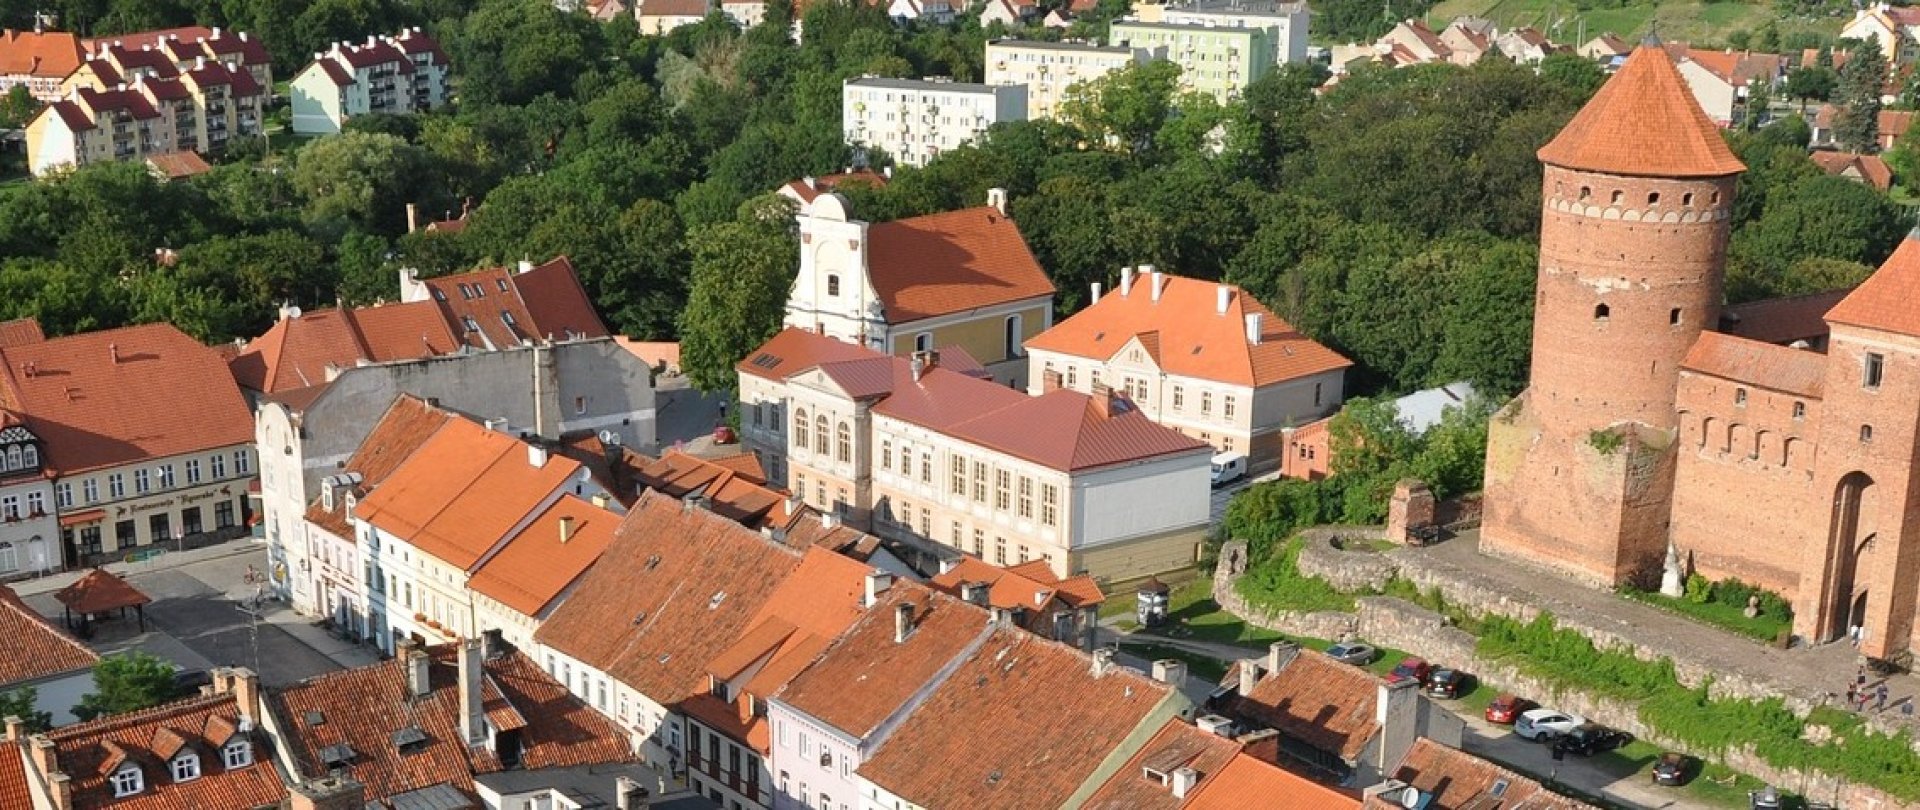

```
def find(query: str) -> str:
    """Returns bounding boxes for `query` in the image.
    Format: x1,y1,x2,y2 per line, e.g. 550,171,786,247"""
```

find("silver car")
1515,708,1587,741
1324,642,1378,666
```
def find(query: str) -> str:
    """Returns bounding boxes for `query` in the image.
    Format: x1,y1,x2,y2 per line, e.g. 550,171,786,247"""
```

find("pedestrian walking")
1879,683,1891,712
1847,684,1858,707
1859,666,1870,688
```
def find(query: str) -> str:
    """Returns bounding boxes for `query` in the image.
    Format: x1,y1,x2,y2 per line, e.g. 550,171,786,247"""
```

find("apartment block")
985,39,1158,120
70,26,274,94
842,76,1027,168
1109,20,1274,102
25,58,264,176
1150,0,1311,64
289,28,449,135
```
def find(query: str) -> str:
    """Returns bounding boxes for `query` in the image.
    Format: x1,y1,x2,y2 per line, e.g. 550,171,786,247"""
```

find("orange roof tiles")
350,419,584,571
1681,331,1827,398
271,645,632,804
737,327,881,382
1189,750,1359,809
780,170,889,203
144,151,213,180
1809,150,1894,191
0,28,83,79
0,729,27,810
1537,46,1745,178
304,395,455,539
55,567,152,614
0,583,97,684
857,628,1175,809
634,450,787,528
535,492,805,706
776,586,988,739
468,495,619,617
0,323,253,475
1082,717,1242,810
864,207,1056,324
931,556,1106,613
1826,236,1920,338
1719,289,1850,346
423,257,609,350
1027,274,1350,387
45,692,285,810
0,317,45,348
1219,651,1380,761
1368,737,1593,809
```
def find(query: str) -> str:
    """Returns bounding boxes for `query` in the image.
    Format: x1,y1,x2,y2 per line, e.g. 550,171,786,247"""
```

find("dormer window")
112,766,144,797
171,752,201,782
431,287,447,302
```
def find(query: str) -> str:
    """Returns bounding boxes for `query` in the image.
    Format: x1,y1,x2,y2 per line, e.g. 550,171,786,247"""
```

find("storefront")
58,475,254,568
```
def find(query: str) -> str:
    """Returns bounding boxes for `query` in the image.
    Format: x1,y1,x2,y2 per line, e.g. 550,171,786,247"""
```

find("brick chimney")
217,667,262,726
27,733,59,791
287,775,365,810
458,638,485,746
401,640,431,698
558,515,575,544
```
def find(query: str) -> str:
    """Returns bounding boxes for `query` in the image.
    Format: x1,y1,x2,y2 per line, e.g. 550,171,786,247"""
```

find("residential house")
852,629,1190,808
143,150,212,180
0,323,256,569
587,0,634,22
1211,642,1464,787
466,495,620,651
1492,26,1555,64
0,28,83,102
722,0,766,28
1362,737,1595,809
1084,716,1362,809
775,168,889,206
266,638,638,808
76,26,273,90
15,668,284,808
1810,150,1894,191
985,39,1158,120
1025,270,1351,473
777,190,1055,391
0,584,96,726
928,555,1104,649
1377,19,1450,64
639,0,715,35
1666,46,1784,126
1811,104,1915,150
1150,0,1312,65
1109,20,1274,102
1437,18,1493,66
1281,382,1476,481
978,0,1041,28
1580,32,1630,61
25,58,265,176
1842,2,1920,64
0,407,59,580
741,328,1214,581
841,76,1028,168
885,0,957,25
289,28,450,135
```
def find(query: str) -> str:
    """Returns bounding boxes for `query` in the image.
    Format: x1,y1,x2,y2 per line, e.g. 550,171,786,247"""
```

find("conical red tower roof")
1537,45,1745,178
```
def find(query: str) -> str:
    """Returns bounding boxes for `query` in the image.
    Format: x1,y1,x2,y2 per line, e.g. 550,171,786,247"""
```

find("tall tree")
1835,37,1888,153
678,196,799,392
0,686,50,733
74,652,178,722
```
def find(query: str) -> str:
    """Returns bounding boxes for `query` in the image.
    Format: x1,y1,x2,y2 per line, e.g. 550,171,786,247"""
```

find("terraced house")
290,28,450,135
0,27,83,102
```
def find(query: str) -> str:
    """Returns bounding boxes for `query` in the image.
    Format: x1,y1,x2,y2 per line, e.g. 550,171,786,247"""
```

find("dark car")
1553,723,1632,756
1653,752,1693,786
1385,656,1432,686
1426,668,1468,699
171,668,213,695
1484,693,1531,724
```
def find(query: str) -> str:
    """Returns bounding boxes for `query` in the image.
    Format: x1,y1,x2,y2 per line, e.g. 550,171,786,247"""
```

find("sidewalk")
6,537,267,599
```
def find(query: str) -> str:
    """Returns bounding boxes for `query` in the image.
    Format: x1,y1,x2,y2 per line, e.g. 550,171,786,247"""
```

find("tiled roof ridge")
0,585,97,663
50,692,236,742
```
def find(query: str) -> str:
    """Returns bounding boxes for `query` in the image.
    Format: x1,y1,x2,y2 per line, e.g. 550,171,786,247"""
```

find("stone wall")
1294,527,1397,594
1213,539,1357,642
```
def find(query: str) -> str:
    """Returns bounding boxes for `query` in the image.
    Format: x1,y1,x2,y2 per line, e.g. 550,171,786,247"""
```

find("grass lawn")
1234,536,1357,615
1424,0,1840,46
1619,588,1790,644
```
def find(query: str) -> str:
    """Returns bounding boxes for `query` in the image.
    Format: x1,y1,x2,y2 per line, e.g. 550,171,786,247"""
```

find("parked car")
1514,708,1586,741
1385,656,1432,686
1426,668,1468,699
1210,452,1248,488
172,668,212,695
1653,752,1693,786
1484,693,1532,724
1749,786,1783,810
1552,723,1631,756
1324,643,1378,666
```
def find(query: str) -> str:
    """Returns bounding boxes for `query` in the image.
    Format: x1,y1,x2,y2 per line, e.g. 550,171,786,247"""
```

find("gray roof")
374,783,474,810
1391,381,1477,435
987,38,1137,54
845,76,1004,94
1110,19,1268,33
473,764,721,810
1167,0,1306,14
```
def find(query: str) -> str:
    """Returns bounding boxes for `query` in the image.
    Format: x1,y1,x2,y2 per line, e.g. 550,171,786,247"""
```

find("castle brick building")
1483,45,1920,661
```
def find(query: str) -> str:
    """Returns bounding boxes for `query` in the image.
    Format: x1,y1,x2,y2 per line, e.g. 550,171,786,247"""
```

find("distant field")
1422,0,1842,47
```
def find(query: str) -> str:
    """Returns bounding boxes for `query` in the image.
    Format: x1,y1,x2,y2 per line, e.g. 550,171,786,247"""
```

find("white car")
1514,708,1587,741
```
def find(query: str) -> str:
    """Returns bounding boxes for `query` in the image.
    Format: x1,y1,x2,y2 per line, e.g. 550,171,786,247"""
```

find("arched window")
836,423,852,462
827,274,841,297
1594,303,1610,321
1670,308,1682,326
1735,388,1747,407
1862,424,1875,444
794,409,809,449
1648,191,1661,205
1579,186,1592,201
815,416,830,454
21,445,35,467
1004,315,1023,360
1610,190,1623,205
1683,192,1695,206
3,446,18,470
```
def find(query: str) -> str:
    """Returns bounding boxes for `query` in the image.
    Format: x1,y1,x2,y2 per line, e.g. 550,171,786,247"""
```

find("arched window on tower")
1683,192,1695,206
1610,190,1623,205
1594,303,1610,321
1648,192,1661,205
1579,186,1592,201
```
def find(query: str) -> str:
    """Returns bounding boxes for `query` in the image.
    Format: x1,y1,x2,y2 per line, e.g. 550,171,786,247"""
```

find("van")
1209,452,1247,488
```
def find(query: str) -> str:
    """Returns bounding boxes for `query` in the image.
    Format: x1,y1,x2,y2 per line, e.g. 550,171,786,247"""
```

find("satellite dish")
1400,787,1422,809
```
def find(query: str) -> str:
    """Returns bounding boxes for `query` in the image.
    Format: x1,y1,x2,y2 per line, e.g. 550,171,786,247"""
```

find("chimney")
27,733,57,785
1216,284,1231,314
403,640,431,698
482,628,505,660
1090,281,1102,304
894,602,915,643
864,570,894,607
590,492,611,509
1151,658,1187,685
406,202,418,233
1244,313,1263,346
1149,269,1165,302
986,187,1009,216
803,175,817,190
558,515,575,544
459,638,485,746
3,715,21,742
45,771,71,810
224,667,262,726
1090,647,1115,677
1267,639,1300,674
1377,679,1421,776
1236,659,1262,696
1170,766,1199,799
1196,714,1235,737
1120,266,1136,296
212,25,221,37
527,444,550,468
279,302,303,321
484,417,509,433
961,581,990,606
108,343,119,363
614,775,647,810
286,775,366,810
517,259,534,273
194,55,204,71
819,509,838,529
911,350,937,381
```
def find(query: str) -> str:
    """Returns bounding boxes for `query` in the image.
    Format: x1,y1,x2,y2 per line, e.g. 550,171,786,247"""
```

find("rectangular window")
186,459,202,484
55,483,71,509
972,462,988,502
211,454,227,479
1041,484,1059,527
84,478,98,503
26,491,44,517
882,441,893,470
951,521,962,547
994,469,1011,511
950,457,966,496
1224,396,1236,418
900,446,912,477
215,500,235,528
920,451,932,484
1017,477,1033,518
972,529,984,555
995,537,1007,565
235,450,250,474
157,464,175,489
0,496,15,520
134,469,150,494
1201,391,1212,416
1866,352,1886,389
1172,386,1184,410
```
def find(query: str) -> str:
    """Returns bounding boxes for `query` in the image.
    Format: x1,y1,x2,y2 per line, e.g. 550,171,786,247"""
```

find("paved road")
652,376,726,451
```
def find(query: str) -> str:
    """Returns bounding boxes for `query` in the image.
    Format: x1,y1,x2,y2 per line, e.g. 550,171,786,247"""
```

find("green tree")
1783,66,1838,110
678,196,799,392
1729,175,1907,300
1835,38,1888,152
74,652,178,722
292,131,433,237
1058,60,1184,155
0,84,39,129
0,686,51,733
1538,52,1606,98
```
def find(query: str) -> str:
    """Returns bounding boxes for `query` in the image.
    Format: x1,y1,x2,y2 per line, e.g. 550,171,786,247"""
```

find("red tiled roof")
864,206,1056,324
736,327,880,382
351,419,583,571
44,99,92,131
230,299,463,394
1682,330,1826,398
1027,274,1351,388
311,58,353,86
0,727,27,810
0,324,254,474
1671,46,1783,86
84,27,270,67
1719,289,1850,346
641,0,714,17
776,586,988,739
534,492,805,706
1809,150,1894,190
46,692,285,810
1538,46,1745,177
940,387,1211,472
420,257,609,351
856,628,1174,809
184,59,262,97
1811,105,1915,142
75,85,162,120
634,451,786,528
779,169,890,203
0,28,83,79
1189,751,1360,809
332,38,413,71
468,495,619,617
304,395,456,539
1825,236,1920,337
55,568,152,614
0,584,97,685
1219,651,1380,761
1367,738,1592,809
144,150,212,180
389,28,450,64
271,645,632,803
930,556,1106,614
1082,717,1242,810
0,317,43,348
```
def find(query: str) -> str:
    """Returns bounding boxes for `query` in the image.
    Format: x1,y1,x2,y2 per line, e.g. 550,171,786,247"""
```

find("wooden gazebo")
55,568,152,637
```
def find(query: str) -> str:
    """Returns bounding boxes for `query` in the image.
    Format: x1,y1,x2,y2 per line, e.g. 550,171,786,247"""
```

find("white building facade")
0,418,58,581
984,40,1157,120
843,77,1027,168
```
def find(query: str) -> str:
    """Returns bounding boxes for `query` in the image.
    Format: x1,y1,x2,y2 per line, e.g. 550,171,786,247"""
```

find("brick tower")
1481,46,1746,585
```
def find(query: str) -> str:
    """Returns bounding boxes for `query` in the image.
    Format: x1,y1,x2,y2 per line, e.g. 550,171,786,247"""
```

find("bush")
1685,572,1712,604
1234,535,1357,614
